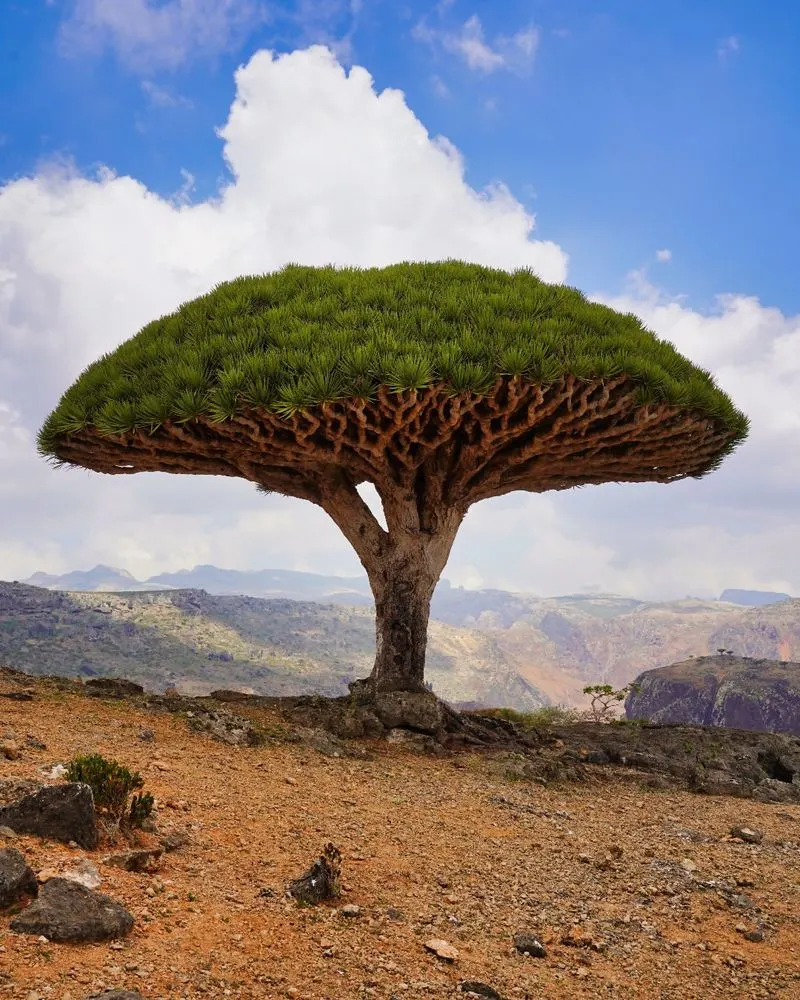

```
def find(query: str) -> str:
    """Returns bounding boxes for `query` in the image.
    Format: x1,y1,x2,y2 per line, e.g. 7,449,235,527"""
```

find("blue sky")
1,0,799,598
2,0,798,313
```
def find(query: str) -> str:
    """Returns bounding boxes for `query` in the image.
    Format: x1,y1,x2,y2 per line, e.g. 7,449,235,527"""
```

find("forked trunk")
319,476,463,695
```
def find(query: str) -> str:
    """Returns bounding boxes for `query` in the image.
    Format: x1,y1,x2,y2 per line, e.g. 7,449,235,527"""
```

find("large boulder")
0,783,98,849
10,878,133,942
0,847,37,908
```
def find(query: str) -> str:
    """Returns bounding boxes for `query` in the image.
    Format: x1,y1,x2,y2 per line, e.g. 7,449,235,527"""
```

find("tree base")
278,682,542,750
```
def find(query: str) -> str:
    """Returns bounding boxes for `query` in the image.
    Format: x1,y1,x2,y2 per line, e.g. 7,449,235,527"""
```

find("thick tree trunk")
370,555,435,693
318,474,463,695
365,500,463,693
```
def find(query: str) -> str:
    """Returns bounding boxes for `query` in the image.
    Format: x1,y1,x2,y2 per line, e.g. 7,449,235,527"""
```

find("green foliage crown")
39,260,749,457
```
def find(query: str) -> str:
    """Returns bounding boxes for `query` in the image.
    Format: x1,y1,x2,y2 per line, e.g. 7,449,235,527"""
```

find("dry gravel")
1,686,799,1000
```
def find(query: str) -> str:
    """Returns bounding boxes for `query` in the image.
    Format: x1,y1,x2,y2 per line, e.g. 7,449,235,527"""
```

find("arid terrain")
4,579,800,711
1,671,799,999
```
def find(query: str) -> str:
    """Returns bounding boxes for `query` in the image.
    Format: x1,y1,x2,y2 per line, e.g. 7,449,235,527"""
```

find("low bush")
65,753,154,830
473,704,582,729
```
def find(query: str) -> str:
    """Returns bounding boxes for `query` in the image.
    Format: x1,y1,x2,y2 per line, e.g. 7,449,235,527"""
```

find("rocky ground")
0,671,799,999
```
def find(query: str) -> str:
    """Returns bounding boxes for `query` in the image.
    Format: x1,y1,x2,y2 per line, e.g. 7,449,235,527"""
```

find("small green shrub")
65,753,153,829
473,704,581,729
128,791,155,828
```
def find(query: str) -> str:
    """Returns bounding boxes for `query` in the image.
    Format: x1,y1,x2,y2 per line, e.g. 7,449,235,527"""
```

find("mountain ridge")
22,564,795,609
5,576,800,708
0,581,545,710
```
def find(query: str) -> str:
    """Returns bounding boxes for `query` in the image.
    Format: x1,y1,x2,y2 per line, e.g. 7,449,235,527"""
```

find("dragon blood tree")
39,261,748,701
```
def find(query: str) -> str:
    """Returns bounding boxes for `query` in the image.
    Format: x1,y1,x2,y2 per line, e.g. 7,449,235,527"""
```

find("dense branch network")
52,376,737,513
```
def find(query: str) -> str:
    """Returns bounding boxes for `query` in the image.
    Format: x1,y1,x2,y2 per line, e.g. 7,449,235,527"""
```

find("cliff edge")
625,654,800,735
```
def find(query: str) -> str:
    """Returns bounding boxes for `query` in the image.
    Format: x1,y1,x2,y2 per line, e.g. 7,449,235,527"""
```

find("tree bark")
370,551,436,693
318,473,463,694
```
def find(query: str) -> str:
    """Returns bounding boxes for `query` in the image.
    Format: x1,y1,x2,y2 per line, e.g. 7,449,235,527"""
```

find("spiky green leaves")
38,260,749,457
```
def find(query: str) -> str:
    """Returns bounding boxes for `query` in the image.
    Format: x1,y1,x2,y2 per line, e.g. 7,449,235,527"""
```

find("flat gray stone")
10,877,133,942
103,848,162,872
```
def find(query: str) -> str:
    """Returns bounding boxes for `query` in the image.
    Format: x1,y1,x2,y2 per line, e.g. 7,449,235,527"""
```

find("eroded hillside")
4,581,800,710
0,583,544,710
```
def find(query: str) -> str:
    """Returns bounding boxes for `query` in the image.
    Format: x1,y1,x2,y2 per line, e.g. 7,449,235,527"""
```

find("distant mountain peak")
91,564,136,578
719,588,792,607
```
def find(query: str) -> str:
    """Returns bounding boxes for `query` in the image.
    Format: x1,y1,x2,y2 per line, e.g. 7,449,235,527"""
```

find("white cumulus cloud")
0,45,565,582
1,45,798,601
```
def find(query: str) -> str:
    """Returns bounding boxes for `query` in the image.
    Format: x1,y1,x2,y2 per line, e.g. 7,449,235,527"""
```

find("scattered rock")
138,729,155,743
641,775,672,790
284,695,384,740
10,877,134,942
0,848,38,908
61,859,102,890
583,750,611,765
302,728,368,759
513,932,547,958
25,736,46,751
385,728,444,754
385,906,404,921
0,690,33,701
680,858,698,873
561,925,597,948
103,848,163,873
0,783,98,849
287,843,341,905
1,740,21,760
459,982,503,999
84,992,146,1000
0,777,42,805
159,829,190,853
744,928,765,942
340,903,361,918
85,677,144,699
731,825,764,844
424,938,459,962
186,708,266,747
0,825,19,840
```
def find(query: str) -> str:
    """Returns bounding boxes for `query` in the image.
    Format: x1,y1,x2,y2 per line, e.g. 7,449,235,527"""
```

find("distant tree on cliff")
39,261,748,712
